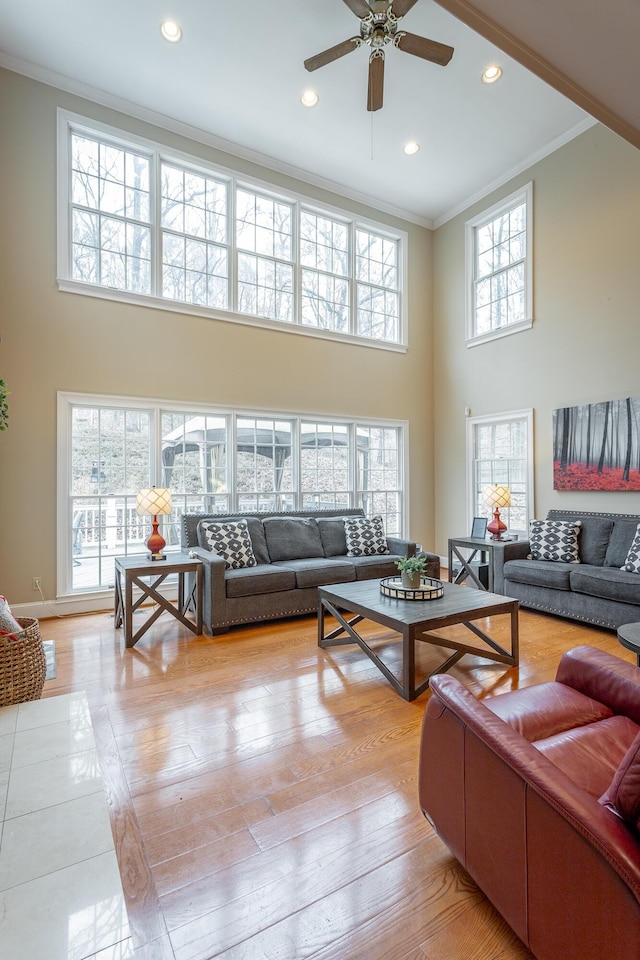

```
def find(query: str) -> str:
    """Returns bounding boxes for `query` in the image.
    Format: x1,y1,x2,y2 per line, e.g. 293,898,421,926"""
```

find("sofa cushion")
503,558,573,591
200,519,257,569
529,518,581,563
317,517,349,557
197,516,270,564
622,523,640,574
600,730,640,831
263,517,323,562
605,518,640,568
569,565,640,605
575,517,614,566
534,714,640,799
349,554,403,580
270,558,356,588
224,564,296,598
344,515,389,557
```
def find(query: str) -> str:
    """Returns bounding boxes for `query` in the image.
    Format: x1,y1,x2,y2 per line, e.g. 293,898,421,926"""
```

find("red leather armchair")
419,646,640,960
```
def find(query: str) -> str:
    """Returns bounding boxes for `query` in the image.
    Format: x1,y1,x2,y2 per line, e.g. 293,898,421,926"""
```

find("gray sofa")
493,509,640,630
181,508,440,634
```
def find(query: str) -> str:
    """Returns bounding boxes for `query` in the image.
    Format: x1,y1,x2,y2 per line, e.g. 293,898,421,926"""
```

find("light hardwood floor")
39,601,628,960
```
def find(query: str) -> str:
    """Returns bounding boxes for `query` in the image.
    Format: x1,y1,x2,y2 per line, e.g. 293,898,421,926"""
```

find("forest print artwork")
553,397,640,491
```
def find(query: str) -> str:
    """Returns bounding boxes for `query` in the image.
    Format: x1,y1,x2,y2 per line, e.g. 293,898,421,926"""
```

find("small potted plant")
396,554,427,590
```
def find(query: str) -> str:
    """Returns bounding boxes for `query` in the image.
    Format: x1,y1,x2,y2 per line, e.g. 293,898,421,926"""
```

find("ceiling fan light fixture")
481,64,502,84
301,89,319,107
161,20,182,43
403,141,420,156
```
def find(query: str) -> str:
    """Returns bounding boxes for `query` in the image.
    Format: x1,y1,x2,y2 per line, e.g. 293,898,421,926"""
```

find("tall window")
466,410,534,535
58,394,406,597
59,112,406,348
465,183,533,345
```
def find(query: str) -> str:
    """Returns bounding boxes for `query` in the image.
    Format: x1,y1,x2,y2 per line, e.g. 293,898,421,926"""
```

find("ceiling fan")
304,0,454,112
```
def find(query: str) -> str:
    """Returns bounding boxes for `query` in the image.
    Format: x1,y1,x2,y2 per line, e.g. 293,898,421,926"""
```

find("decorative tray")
380,576,444,601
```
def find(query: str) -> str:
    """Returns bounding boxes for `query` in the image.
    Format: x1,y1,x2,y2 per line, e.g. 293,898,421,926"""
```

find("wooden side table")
447,536,513,593
114,553,203,648
617,622,640,666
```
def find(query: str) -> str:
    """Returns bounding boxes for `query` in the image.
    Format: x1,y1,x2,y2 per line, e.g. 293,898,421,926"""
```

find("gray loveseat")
181,508,439,634
493,509,640,630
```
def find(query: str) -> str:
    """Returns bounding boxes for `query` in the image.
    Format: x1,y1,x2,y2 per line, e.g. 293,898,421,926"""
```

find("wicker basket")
0,617,46,707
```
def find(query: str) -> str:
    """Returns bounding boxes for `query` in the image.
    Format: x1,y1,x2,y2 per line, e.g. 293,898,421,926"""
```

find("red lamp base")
487,508,507,541
145,516,167,560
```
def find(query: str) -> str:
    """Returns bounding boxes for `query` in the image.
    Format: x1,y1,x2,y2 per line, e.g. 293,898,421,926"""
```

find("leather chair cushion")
485,681,613,742
534,715,640,798
600,730,640,830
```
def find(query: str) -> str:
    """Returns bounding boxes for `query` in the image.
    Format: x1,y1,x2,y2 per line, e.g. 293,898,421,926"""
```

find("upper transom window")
58,111,406,349
465,183,533,346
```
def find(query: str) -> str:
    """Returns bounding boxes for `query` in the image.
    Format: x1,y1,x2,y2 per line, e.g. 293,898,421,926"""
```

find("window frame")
57,391,408,600
465,409,534,536
465,182,533,347
57,110,407,352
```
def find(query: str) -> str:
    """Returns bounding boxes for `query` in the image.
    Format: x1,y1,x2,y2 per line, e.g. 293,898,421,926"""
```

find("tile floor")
0,692,133,959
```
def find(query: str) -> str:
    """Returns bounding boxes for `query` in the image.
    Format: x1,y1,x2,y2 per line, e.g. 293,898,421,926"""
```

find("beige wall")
0,68,435,607
433,123,640,556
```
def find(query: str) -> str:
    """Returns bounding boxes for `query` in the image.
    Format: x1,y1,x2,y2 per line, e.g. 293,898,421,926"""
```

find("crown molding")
0,54,435,230
434,115,597,228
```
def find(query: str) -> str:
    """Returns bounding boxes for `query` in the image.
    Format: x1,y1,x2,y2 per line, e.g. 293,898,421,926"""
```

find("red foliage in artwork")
554,462,640,491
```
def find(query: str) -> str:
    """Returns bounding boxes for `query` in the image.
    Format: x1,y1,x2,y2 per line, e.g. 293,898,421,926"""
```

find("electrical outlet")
32,577,42,592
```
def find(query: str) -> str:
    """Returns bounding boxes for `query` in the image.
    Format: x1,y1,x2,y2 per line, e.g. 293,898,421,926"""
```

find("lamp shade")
136,487,172,517
482,484,511,510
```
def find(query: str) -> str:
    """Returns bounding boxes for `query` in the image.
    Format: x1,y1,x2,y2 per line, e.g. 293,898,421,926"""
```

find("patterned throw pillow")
528,519,582,563
344,515,389,557
201,520,257,570
622,524,640,574
0,595,22,635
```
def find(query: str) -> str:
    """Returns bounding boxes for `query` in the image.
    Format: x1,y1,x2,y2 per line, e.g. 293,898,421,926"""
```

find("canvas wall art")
553,396,640,491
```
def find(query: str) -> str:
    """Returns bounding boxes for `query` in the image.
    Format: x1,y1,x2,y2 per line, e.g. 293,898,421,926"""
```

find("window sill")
57,278,408,353
465,317,533,348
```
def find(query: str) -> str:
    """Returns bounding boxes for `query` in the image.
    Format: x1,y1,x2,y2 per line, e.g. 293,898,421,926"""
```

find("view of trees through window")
64,119,403,345
472,416,530,532
64,398,404,594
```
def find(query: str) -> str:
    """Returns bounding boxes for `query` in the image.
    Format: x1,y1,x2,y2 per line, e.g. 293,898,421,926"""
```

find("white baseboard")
12,584,179,621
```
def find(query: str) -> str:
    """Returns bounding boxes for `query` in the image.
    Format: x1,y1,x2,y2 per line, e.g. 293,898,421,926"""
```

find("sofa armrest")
420,674,640,904
491,539,531,594
186,547,227,634
556,645,640,726
386,536,415,557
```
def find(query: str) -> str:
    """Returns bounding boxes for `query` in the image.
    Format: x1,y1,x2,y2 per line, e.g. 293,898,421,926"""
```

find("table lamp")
136,487,172,560
482,484,511,540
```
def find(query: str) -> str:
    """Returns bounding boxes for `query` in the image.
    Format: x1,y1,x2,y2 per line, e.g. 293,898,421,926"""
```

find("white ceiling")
0,0,592,226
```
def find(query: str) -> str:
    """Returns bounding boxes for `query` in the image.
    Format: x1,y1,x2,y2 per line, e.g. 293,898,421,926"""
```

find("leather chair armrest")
491,539,531,594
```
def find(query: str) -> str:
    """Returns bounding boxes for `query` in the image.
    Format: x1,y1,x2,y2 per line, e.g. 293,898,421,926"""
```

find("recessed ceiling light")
482,64,502,84
403,141,420,156
301,89,319,108
161,20,182,43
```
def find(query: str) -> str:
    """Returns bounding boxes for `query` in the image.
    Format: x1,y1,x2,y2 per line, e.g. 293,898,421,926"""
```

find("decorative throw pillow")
621,523,640,574
599,731,640,831
0,595,22,635
344,515,389,557
201,520,257,570
528,519,582,563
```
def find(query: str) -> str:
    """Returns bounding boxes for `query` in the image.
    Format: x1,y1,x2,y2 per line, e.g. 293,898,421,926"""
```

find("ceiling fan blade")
367,52,385,112
304,37,361,72
395,31,454,66
342,0,373,18
390,0,420,17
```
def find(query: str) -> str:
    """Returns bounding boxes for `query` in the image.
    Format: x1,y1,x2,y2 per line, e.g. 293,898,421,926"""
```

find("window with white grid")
59,112,406,348
466,183,533,345
58,395,407,597
356,228,400,341
466,410,534,535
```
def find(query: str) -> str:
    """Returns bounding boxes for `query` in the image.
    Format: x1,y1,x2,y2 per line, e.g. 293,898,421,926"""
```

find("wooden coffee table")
318,579,519,701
